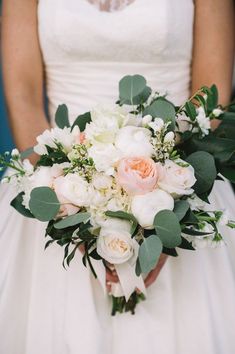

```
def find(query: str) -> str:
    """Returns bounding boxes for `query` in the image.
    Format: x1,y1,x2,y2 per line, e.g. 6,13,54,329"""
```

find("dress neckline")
83,0,140,14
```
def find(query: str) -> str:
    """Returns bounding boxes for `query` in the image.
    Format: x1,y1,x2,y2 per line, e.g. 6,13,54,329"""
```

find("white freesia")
176,112,192,133
187,194,210,211
212,108,223,118
97,218,139,264
115,126,154,158
195,107,211,136
54,173,92,207
85,105,129,144
183,222,222,249
148,117,165,132
88,143,121,175
158,159,196,197
131,189,174,229
34,127,79,155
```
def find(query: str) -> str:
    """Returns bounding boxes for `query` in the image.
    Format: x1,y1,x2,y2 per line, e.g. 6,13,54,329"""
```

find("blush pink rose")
116,157,159,195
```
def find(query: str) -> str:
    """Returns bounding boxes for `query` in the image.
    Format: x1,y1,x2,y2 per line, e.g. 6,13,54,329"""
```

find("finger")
106,270,119,283
106,281,112,294
144,270,158,288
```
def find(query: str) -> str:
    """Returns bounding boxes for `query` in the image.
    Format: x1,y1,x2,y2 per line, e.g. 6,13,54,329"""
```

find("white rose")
85,105,129,144
34,127,77,155
97,218,139,264
131,189,174,229
195,107,211,136
54,173,92,207
158,159,196,197
88,143,121,175
115,126,154,158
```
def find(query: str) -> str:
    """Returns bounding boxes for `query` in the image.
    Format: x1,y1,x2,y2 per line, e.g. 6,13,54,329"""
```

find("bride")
0,1,235,353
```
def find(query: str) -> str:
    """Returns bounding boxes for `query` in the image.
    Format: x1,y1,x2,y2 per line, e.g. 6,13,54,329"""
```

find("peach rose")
116,157,159,195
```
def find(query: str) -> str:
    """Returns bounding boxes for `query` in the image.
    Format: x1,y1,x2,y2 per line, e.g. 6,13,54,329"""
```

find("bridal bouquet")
1,75,235,315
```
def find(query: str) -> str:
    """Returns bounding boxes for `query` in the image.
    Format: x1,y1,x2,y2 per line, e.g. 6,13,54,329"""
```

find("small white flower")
195,107,211,136
11,148,20,157
212,108,223,118
148,118,165,132
164,131,175,143
115,126,154,158
131,189,174,229
142,114,152,126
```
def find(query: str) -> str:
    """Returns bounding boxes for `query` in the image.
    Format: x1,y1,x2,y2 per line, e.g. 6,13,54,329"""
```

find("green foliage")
154,210,182,248
54,212,91,229
55,104,70,128
185,101,197,120
71,112,92,132
143,98,176,130
138,235,163,274
119,75,149,105
10,192,35,218
173,200,190,221
29,187,60,221
186,151,217,194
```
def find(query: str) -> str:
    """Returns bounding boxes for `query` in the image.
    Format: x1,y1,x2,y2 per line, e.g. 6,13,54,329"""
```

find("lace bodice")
38,0,194,122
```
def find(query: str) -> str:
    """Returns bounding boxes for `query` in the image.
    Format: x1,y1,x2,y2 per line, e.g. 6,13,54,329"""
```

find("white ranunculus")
88,143,121,175
131,189,174,229
54,173,92,207
85,105,129,144
34,127,77,155
158,159,196,197
115,126,154,158
97,218,139,264
195,107,211,136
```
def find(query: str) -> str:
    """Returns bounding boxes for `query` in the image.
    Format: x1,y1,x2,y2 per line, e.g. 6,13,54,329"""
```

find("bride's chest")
38,0,194,64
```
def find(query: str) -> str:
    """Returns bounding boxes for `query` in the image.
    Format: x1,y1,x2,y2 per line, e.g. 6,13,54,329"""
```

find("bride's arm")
1,0,50,152
192,0,234,119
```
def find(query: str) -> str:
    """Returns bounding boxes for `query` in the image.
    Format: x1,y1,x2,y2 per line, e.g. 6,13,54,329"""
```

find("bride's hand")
144,254,168,288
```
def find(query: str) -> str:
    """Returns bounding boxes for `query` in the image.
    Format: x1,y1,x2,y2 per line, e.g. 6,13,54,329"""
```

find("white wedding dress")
1,1,235,353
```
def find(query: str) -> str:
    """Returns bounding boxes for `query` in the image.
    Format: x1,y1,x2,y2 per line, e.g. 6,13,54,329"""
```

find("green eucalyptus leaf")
186,151,217,194
29,187,60,222
55,104,70,128
154,210,182,248
143,98,176,130
173,200,190,221
138,235,163,274
119,75,147,105
54,212,91,229
71,112,91,132
10,192,35,219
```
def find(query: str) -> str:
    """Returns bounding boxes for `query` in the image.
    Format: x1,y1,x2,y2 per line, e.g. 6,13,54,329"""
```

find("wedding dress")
1,1,235,353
